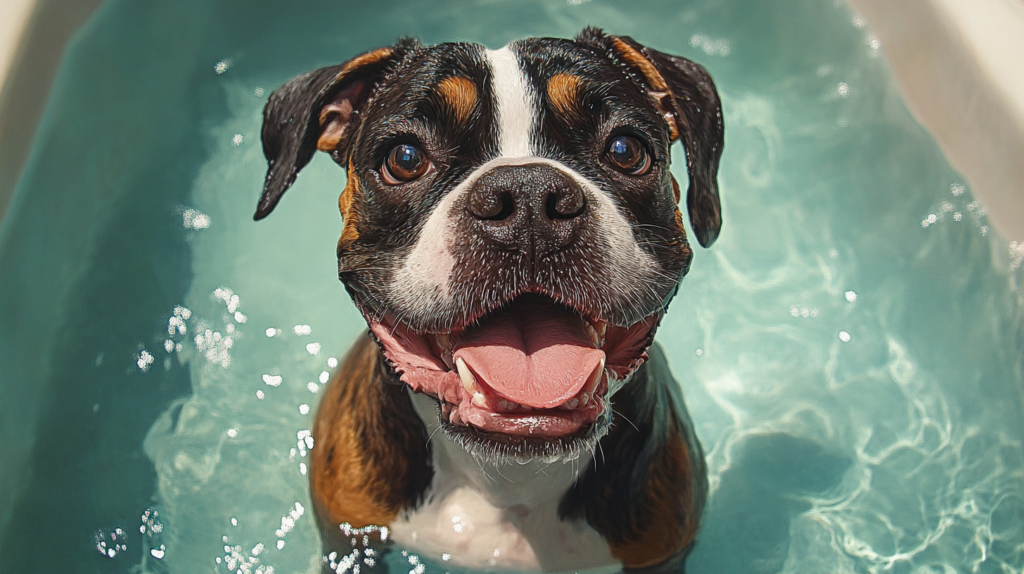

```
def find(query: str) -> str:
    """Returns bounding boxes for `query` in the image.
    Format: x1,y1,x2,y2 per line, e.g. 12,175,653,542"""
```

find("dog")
254,27,723,572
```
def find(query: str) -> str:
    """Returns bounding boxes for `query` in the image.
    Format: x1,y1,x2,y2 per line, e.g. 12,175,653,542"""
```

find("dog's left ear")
254,41,415,220
577,28,724,247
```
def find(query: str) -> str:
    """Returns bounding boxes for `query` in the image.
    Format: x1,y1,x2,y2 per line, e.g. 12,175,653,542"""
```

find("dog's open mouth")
368,293,658,448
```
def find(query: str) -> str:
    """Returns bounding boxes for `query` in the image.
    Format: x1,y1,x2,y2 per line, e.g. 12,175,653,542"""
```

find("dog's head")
256,28,723,460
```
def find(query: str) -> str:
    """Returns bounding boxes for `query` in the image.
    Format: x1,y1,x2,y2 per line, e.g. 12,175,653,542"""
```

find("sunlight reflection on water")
2,0,1021,572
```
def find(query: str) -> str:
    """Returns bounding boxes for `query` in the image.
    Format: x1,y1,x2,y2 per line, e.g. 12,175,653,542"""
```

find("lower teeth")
472,392,487,408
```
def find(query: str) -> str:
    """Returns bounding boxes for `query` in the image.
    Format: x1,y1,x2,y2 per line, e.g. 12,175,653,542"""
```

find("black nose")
466,164,587,254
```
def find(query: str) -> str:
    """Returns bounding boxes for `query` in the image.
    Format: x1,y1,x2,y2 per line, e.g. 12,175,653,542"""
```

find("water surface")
0,0,1021,573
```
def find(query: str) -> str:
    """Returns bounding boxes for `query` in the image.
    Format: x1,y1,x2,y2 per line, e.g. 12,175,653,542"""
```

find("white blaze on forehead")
389,46,542,310
485,45,537,158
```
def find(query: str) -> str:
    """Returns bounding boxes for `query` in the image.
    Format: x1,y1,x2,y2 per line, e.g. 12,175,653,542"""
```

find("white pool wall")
0,0,36,87
0,0,103,229
846,0,1024,242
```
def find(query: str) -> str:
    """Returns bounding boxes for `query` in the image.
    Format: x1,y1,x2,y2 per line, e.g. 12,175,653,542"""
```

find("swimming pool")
0,0,1021,572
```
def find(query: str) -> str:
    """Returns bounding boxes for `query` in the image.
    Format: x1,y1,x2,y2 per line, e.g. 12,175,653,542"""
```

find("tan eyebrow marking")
609,37,680,141
436,76,477,123
546,73,582,116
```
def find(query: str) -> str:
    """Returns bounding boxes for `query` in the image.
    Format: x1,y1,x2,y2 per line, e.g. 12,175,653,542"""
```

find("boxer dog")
254,27,723,572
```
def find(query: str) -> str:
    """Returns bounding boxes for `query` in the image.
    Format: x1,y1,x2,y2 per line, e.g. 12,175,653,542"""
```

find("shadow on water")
688,433,851,574
0,2,222,572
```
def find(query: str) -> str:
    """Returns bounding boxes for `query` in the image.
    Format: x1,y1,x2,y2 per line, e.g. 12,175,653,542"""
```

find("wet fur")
256,27,724,572
314,334,706,570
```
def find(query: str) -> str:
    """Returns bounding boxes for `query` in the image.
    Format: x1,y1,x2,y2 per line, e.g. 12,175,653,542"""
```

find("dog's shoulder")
560,344,707,570
309,333,433,540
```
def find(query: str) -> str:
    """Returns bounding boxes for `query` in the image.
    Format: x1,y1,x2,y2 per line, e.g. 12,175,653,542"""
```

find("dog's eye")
605,135,651,175
382,144,430,184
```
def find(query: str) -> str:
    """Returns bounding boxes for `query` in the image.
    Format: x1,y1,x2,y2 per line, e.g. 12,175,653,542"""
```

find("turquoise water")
0,0,1022,572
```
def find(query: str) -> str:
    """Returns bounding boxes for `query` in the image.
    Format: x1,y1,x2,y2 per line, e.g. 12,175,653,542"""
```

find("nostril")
469,189,515,221
545,186,585,220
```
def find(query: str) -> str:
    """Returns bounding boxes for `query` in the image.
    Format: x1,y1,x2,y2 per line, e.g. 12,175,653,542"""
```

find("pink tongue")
452,299,605,409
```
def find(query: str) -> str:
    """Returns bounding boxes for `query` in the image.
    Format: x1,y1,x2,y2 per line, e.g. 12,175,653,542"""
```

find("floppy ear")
576,28,724,247
254,43,412,220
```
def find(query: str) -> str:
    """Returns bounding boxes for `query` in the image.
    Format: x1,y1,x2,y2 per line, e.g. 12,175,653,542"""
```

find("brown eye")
382,144,430,184
605,135,651,175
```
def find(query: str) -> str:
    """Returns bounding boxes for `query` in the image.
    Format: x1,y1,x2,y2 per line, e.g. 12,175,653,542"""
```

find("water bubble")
137,349,155,372
94,527,128,559
182,208,210,229
689,33,731,56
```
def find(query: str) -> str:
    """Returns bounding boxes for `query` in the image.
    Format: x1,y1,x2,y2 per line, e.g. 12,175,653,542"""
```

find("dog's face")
256,28,722,459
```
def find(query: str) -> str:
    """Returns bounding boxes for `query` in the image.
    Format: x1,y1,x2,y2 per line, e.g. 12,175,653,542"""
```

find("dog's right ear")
254,43,414,220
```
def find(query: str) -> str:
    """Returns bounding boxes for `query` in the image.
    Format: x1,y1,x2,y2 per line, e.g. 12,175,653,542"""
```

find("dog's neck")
390,389,618,571
408,388,592,506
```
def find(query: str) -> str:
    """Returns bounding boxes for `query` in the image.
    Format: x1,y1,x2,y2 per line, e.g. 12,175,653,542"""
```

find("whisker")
613,408,640,432
425,422,443,446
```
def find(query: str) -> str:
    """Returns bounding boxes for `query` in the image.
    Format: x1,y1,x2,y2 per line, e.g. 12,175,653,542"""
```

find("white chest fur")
390,391,620,573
